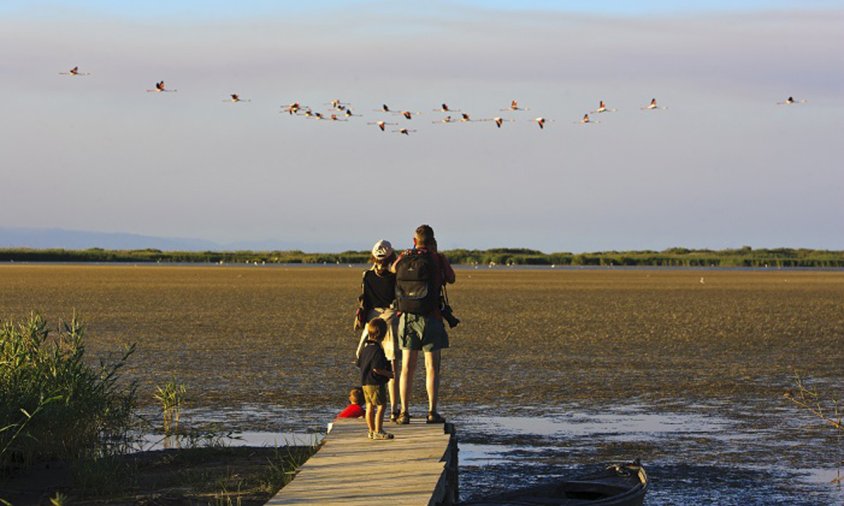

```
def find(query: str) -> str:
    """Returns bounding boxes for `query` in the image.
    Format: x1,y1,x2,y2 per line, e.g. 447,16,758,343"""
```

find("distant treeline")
1,246,843,268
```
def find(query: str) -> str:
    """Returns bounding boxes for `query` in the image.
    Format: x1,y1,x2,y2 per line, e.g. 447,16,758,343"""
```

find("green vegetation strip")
2,246,843,267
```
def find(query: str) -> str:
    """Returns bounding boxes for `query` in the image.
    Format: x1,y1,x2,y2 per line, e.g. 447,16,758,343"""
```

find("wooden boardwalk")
267,418,458,505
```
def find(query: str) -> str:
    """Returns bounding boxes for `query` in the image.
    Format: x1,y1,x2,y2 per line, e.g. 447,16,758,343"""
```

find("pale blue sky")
1,1,842,252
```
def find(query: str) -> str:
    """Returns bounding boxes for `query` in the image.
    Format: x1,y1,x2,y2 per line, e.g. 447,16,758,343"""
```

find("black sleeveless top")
363,269,396,309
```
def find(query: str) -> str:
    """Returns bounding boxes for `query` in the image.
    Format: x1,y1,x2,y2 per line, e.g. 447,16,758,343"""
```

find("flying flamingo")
327,99,351,110
534,117,547,129
460,113,472,122
225,94,250,103
579,114,598,125
398,110,419,120
434,103,461,112
59,66,90,76
281,102,301,114
642,98,666,110
147,81,176,93
593,100,617,113
368,120,397,131
502,99,529,112
481,117,510,128
329,113,348,121
343,108,361,117
393,128,416,135
778,96,807,105
433,116,457,124
376,104,392,113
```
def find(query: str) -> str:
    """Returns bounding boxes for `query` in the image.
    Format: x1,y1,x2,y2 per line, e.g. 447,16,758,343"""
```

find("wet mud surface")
2,265,842,504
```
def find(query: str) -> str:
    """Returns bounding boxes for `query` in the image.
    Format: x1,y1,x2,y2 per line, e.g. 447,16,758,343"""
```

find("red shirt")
336,403,365,419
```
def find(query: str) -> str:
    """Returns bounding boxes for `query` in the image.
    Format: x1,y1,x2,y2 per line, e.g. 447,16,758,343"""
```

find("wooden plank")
268,418,456,506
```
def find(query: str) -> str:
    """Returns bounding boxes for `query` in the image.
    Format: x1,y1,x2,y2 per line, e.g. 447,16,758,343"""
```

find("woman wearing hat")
354,239,401,422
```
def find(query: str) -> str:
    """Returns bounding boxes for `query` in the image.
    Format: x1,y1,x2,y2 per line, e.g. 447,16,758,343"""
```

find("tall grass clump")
0,313,136,473
154,379,187,436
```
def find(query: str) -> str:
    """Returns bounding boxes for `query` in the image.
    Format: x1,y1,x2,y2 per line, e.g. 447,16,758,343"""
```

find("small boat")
463,461,648,506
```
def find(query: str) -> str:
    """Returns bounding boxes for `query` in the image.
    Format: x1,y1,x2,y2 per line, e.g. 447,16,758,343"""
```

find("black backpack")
395,249,438,315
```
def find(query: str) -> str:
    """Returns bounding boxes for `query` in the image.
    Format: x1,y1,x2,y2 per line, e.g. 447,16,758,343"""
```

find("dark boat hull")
462,462,648,506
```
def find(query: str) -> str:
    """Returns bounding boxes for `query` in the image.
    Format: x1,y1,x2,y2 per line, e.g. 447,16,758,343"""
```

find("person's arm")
389,252,403,274
372,351,393,378
372,367,394,379
440,253,456,284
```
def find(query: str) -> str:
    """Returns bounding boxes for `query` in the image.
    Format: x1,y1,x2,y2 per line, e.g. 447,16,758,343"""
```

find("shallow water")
143,402,844,505
455,405,843,505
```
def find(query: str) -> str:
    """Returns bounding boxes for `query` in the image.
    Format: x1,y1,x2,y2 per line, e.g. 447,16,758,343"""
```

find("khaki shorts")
399,313,449,352
362,384,387,407
356,308,400,361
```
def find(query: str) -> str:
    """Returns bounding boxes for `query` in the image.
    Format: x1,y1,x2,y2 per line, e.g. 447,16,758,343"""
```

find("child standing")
354,239,401,422
356,318,395,440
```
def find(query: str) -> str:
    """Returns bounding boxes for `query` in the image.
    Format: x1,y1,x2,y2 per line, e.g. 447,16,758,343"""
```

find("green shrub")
0,313,136,471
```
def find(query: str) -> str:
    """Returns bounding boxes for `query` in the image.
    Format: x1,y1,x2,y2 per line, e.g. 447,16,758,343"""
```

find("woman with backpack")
354,240,402,422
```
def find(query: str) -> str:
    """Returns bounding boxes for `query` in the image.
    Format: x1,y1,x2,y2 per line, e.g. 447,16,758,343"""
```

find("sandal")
396,412,411,425
372,431,395,440
426,411,446,424
390,410,400,423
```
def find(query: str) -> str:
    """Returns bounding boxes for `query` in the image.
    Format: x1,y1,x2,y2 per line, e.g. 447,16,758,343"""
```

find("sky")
1,1,842,252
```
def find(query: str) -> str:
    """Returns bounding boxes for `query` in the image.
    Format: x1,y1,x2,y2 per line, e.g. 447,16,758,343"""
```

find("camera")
441,304,461,328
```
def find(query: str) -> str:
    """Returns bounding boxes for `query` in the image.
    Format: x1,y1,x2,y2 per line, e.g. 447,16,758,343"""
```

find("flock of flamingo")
60,66,809,136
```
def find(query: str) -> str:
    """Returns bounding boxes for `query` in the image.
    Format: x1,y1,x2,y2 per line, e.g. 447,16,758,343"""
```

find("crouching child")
357,318,395,440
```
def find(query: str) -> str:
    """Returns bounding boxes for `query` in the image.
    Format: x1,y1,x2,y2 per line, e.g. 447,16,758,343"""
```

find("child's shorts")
363,384,387,407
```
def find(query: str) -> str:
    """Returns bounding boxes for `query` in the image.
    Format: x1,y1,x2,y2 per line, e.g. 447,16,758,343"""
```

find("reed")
154,379,187,436
0,313,137,472
784,373,843,485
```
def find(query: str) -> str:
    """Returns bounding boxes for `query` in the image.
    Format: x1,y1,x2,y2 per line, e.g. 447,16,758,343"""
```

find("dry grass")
1,265,842,412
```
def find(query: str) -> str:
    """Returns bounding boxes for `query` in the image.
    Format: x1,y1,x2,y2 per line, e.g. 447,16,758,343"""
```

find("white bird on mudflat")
593,100,617,113
147,81,176,93
60,66,90,76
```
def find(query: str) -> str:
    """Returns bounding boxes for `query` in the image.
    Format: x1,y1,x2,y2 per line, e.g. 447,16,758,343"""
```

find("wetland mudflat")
1,264,842,504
